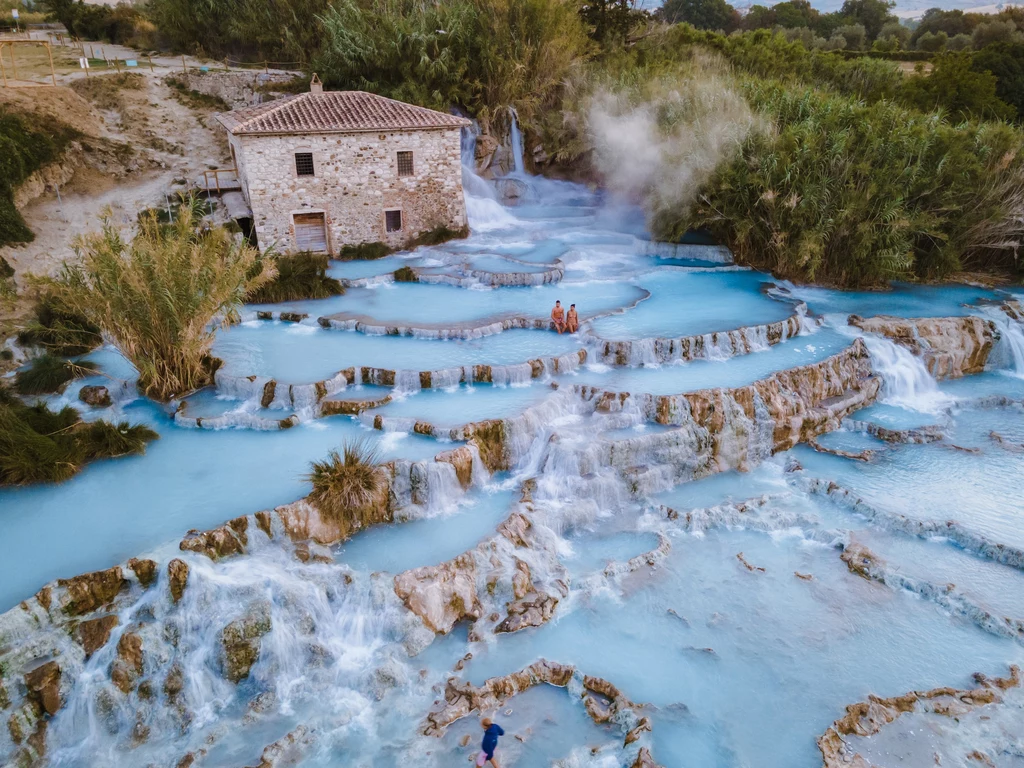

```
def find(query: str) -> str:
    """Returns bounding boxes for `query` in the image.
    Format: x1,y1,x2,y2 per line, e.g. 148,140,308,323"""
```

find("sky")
640,0,1024,20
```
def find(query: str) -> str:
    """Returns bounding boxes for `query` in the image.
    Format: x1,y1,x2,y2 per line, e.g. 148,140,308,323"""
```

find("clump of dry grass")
306,440,387,529
48,198,275,401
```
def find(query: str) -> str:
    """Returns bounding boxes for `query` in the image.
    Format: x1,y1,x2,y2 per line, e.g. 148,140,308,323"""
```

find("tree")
972,20,1020,50
877,20,910,48
910,8,973,47
834,23,867,50
973,41,1024,117
838,0,896,40
741,4,774,30
915,30,947,51
946,33,971,51
578,0,647,42
661,0,738,32
901,51,1015,121
773,0,818,29
813,10,845,38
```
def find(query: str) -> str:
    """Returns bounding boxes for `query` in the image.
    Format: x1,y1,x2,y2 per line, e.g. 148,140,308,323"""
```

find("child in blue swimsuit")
476,718,504,767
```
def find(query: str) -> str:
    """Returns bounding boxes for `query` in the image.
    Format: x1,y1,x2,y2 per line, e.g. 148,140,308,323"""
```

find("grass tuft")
14,355,98,395
247,252,345,303
337,242,393,261
0,385,157,486
307,440,386,527
17,293,103,357
393,266,418,283
77,420,160,461
407,224,470,249
46,198,273,401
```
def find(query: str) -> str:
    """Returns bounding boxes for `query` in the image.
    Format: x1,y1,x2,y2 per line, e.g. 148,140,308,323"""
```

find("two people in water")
476,718,504,766
550,300,578,334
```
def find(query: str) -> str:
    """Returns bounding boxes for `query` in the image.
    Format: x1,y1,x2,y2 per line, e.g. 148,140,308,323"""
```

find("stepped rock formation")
849,314,996,379
393,553,482,635
817,666,1021,767
588,309,806,366
393,498,567,640
421,659,661,763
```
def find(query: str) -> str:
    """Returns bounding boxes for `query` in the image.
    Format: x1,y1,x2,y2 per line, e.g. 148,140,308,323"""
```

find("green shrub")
246,252,344,303
0,386,157,486
18,293,103,356
407,224,470,248
661,80,1024,286
393,266,418,282
315,0,591,127
337,242,393,261
0,107,78,247
14,354,98,395
40,0,157,46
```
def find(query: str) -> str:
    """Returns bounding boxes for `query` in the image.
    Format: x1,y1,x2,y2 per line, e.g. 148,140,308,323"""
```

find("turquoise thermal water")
246,275,647,325
4,133,1024,768
213,323,583,382
571,328,850,394
590,269,794,340
368,383,558,426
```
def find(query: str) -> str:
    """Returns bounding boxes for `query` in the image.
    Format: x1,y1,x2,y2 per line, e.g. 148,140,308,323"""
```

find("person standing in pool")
476,718,504,767
551,300,566,334
566,303,579,334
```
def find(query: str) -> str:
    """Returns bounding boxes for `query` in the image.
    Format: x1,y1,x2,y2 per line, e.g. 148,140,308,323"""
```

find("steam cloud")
586,61,764,224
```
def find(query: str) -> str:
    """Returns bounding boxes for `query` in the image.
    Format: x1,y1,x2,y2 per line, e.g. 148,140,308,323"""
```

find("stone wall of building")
229,127,467,254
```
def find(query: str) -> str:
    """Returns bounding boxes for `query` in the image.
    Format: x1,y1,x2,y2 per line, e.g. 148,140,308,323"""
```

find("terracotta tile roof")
216,90,471,136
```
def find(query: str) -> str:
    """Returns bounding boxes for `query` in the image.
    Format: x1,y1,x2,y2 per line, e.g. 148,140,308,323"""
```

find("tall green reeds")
661,81,1024,285
49,199,276,401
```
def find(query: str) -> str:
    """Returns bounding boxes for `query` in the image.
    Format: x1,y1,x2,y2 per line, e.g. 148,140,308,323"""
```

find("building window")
295,152,314,177
385,209,403,233
397,151,414,177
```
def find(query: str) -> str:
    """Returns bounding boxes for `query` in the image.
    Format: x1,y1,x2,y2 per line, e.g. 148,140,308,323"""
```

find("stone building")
215,81,470,254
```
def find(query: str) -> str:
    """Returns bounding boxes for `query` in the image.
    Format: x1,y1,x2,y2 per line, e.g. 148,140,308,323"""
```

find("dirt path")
1,35,298,283
2,73,228,280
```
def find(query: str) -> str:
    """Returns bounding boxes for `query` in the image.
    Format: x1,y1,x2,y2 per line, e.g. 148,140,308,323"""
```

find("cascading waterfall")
460,122,518,231
509,109,526,176
857,333,952,412
982,306,1024,378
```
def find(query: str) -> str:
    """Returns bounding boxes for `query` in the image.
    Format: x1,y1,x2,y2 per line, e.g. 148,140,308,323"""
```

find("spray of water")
585,57,764,225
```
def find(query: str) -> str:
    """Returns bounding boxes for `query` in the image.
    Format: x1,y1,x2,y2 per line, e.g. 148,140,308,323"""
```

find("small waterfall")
860,334,951,412
982,307,1024,378
509,109,526,175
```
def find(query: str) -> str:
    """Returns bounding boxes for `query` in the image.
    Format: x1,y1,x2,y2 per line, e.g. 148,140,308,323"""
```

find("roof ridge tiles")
216,90,470,136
